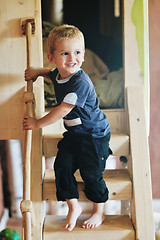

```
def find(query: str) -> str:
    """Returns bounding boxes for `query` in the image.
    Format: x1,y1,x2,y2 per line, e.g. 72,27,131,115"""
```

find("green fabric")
131,0,149,109
131,0,144,77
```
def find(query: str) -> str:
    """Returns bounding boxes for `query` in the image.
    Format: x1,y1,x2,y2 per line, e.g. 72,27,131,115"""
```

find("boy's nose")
68,53,75,61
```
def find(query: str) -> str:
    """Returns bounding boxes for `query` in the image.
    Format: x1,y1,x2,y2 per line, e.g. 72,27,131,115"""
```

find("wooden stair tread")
43,169,132,201
42,132,130,157
43,214,135,240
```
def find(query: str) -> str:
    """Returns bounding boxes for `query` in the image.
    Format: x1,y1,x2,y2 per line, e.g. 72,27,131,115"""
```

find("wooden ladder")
34,86,153,240
42,125,134,239
21,81,155,239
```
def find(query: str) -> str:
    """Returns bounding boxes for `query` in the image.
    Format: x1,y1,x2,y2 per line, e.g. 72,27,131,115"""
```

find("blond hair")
47,24,85,54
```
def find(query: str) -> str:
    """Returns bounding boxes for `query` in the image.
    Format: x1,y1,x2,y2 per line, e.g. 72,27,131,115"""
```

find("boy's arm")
25,66,52,82
23,102,75,130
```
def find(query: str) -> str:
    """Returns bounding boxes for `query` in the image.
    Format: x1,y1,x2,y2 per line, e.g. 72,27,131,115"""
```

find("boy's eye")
61,52,68,56
75,51,80,55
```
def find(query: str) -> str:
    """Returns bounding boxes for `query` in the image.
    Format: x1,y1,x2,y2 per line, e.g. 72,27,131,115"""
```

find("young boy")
23,24,111,232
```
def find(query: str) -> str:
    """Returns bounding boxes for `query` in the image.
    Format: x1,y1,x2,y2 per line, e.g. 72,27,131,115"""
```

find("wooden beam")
127,86,155,240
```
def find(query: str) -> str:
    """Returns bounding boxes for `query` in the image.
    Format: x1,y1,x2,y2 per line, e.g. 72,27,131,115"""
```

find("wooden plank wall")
0,0,44,140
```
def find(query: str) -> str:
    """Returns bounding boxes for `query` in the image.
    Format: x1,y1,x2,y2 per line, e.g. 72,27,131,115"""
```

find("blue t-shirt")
50,68,110,138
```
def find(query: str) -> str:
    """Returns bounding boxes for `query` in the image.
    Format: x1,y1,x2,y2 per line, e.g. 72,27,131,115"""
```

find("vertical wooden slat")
127,86,155,240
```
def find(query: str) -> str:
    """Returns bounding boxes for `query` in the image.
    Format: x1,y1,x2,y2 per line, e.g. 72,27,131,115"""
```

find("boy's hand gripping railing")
20,18,35,240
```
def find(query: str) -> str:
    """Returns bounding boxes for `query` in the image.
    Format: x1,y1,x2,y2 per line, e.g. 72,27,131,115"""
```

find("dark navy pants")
54,131,112,203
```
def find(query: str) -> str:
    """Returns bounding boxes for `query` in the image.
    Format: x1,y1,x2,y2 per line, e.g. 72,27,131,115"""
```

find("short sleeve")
63,79,90,107
63,93,77,105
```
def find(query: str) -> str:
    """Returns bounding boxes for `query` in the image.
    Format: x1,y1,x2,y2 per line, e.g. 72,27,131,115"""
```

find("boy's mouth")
66,63,76,67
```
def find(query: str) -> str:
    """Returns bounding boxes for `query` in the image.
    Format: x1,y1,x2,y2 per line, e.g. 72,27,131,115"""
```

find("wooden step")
42,133,130,157
43,214,135,240
43,169,132,201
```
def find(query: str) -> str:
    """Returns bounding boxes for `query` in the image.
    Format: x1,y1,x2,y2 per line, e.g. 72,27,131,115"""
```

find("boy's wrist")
36,119,41,129
40,67,51,78
38,68,44,77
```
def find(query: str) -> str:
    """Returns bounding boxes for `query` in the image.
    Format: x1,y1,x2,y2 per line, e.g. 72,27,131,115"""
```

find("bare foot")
82,202,105,229
82,212,105,229
63,199,82,231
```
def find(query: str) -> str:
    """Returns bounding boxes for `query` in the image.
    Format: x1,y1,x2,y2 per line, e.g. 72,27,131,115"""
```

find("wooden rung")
43,214,135,240
43,169,132,201
42,133,130,157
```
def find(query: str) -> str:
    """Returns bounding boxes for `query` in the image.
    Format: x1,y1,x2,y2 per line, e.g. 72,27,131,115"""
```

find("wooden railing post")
127,86,155,240
20,18,35,240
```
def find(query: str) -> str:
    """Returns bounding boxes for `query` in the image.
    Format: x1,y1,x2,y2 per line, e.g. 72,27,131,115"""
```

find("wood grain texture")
43,214,135,240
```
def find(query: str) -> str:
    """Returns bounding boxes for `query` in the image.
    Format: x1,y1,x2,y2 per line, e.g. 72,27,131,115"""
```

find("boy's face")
48,38,85,79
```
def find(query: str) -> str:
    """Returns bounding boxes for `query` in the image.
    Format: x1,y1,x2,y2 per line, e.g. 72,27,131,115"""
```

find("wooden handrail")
21,18,35,240
23,21,33,202
26,22,33,92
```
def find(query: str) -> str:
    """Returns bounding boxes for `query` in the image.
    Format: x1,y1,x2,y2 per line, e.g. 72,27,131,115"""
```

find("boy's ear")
47,53,55,64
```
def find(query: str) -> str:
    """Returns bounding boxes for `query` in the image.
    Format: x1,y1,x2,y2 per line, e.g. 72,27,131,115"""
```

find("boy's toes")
82,221,87,228
90,223,95,229
82,221,91,229
87,222,91,229
63,223,74,232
